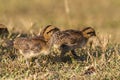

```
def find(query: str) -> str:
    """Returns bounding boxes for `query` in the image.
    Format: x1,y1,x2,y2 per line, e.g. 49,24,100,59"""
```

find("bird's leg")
26,59,30,68
60,50,66,61
35,59,41,67
71,50,80,59
59,44,68,61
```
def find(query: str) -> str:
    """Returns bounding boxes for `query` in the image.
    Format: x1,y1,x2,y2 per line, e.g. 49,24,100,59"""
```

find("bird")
3,25,58,67
0,24,9,39
47,27,97,60
13,36,49,67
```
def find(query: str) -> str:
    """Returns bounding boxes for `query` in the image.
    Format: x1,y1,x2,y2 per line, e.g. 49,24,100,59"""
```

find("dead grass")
0,32,120,80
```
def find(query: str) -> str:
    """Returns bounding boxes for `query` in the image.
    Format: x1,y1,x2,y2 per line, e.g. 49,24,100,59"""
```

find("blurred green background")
0,0,120,42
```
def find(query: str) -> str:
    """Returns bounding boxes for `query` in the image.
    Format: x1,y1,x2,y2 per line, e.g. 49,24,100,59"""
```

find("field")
0,0,120,80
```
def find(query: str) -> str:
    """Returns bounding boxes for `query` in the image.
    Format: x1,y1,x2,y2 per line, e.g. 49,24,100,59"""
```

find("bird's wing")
13,38,30,50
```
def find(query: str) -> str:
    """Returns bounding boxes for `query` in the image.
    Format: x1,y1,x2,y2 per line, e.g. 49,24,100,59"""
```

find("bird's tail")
1,39,14,48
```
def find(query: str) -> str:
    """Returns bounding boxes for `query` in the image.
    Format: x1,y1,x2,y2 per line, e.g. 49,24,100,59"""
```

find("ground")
0,33,120,79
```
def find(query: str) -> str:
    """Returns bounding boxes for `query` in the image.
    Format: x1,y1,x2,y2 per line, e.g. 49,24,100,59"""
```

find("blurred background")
0,0,120,42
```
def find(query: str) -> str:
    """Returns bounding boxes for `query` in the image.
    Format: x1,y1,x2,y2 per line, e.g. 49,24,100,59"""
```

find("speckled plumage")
47,26,96,58
13,36,49,59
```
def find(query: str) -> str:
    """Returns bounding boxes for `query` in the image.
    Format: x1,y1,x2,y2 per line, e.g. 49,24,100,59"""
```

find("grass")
0,32,120,80
0,0,120,79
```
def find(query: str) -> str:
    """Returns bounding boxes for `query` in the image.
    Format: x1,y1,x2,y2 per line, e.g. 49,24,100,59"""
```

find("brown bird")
47,26,97,59
0,24,9,38
13,36,49,67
